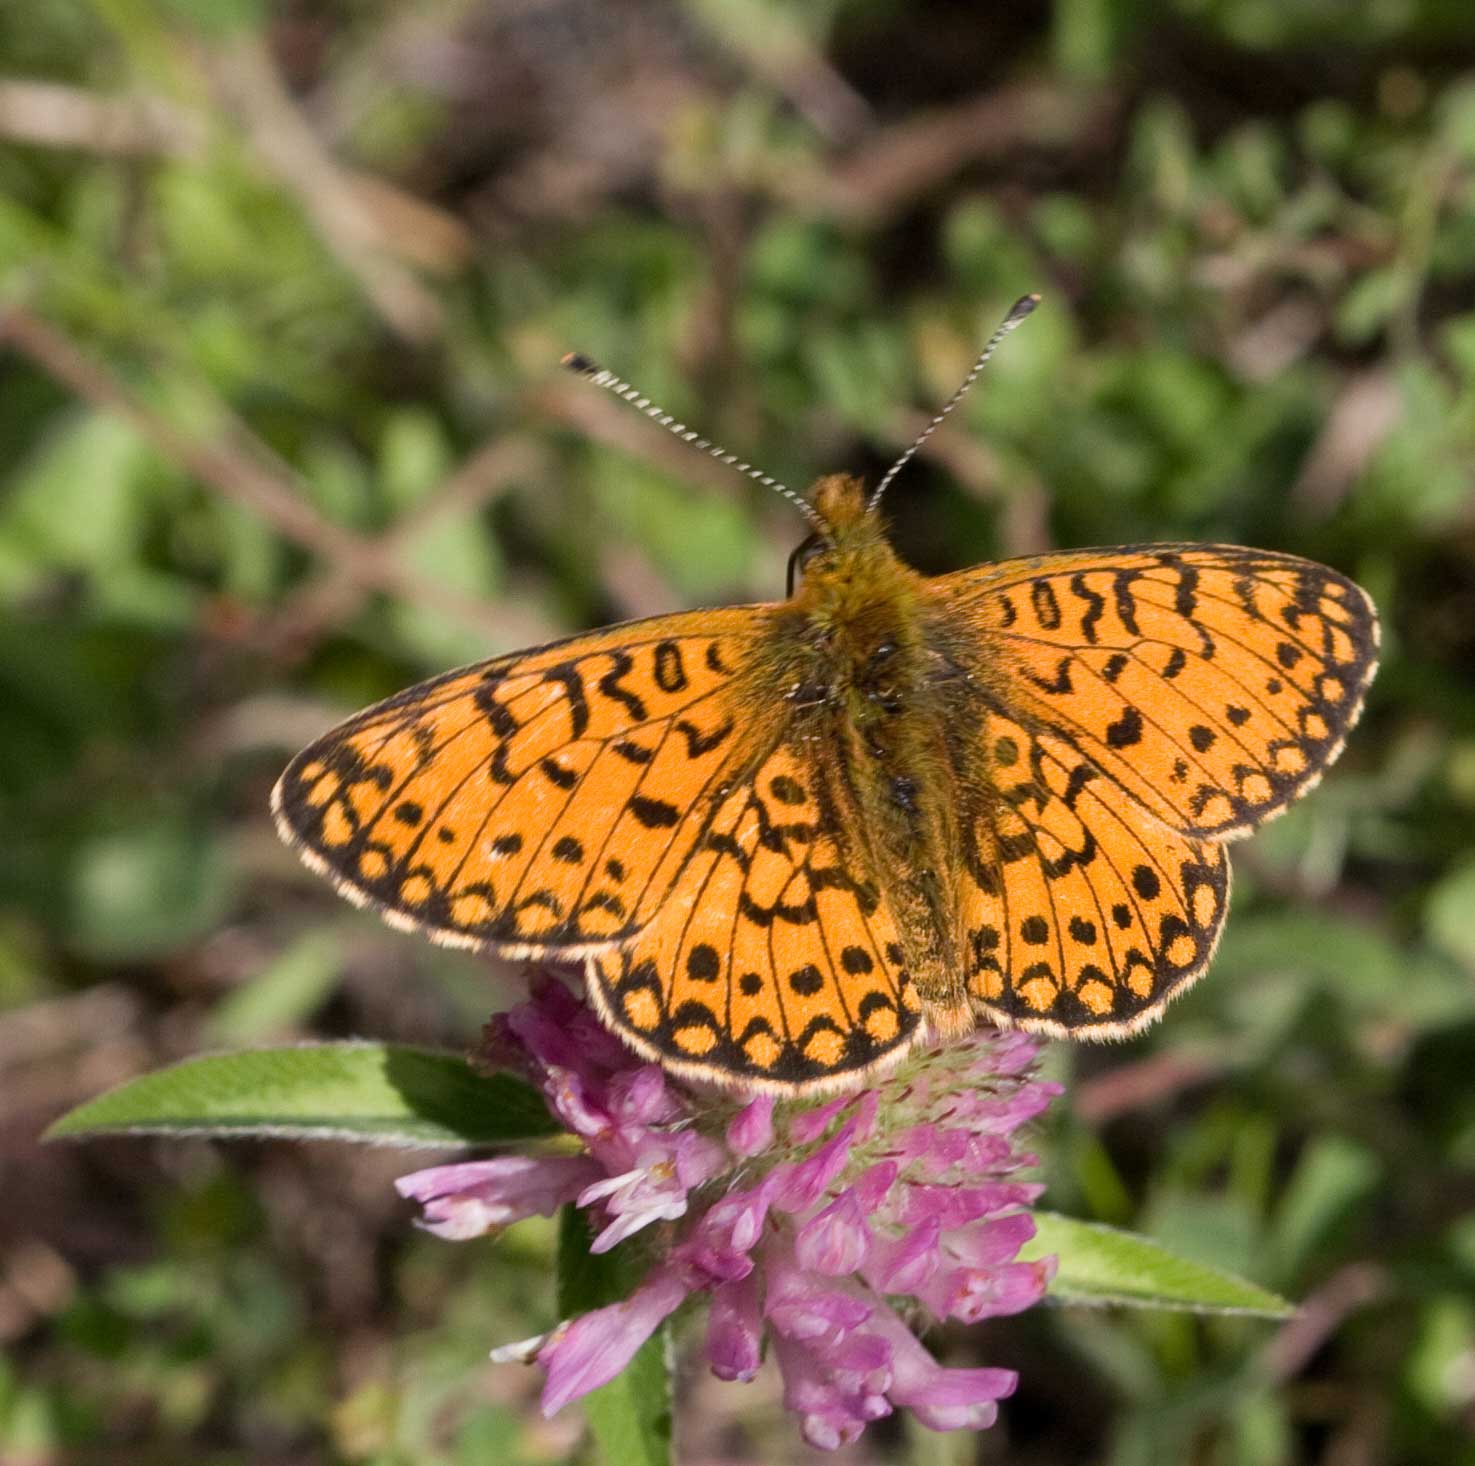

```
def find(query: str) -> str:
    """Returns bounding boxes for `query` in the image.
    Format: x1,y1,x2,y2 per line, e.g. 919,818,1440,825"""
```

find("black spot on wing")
542,660,590,738
1112,571,1141,636
630,795,680,828
1030,578,1062,630
1026,656,1074,695
653,641,688,694
686,943,720,981
1070,572,1105,643
539,757,578,790
675,717,734,757
598,651,648,722
1105,705,1144,748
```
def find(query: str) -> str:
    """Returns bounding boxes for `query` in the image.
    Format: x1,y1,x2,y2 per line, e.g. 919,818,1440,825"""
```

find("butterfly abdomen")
769,507,976,1039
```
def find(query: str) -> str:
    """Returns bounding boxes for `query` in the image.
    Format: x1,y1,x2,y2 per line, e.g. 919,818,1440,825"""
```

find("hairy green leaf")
46,1043,556,1149
1024,1211,1294,1318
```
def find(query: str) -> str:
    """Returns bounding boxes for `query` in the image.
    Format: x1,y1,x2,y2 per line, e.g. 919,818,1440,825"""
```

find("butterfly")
273,298,1379,1094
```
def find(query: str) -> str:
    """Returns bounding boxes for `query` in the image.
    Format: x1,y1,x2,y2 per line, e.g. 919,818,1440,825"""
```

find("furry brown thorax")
778,474,974,1036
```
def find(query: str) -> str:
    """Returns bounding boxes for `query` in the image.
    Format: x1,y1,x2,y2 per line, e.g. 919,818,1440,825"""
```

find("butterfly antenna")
561,353,827,533
865,292,1041,516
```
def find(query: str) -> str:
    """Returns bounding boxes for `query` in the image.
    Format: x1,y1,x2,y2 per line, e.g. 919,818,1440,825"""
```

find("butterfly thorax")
771,475,973,1037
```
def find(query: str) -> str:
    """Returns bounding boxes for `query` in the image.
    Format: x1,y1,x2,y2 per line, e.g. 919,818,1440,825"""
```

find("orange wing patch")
955,708,1229,1035
935,545,1378,839
273,610,764,953
588,745,922,1090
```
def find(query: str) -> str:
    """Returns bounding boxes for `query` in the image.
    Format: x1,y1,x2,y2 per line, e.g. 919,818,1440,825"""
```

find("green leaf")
1021,1212,1294,1318
557,1208,672,1466
45,1044,557,1149
67,818,233,962
1267,1135,1381,1285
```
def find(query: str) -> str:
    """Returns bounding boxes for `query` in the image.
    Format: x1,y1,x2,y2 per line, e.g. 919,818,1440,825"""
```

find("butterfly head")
788,472,910,608
810,472,870,534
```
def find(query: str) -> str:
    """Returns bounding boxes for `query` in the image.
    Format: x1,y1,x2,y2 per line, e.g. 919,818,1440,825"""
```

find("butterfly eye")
787,534,824,594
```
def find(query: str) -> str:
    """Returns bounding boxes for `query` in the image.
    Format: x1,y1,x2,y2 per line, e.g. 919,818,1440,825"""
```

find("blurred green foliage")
2,1,1474,1463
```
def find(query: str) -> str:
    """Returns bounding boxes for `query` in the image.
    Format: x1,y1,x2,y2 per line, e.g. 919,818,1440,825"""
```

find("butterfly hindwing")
934,544,1379,839
949,706,1229,1035
588,742,922,1089
272,608,765,953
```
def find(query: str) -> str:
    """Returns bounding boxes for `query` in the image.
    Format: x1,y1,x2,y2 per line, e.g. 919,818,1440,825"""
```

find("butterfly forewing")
273,609,769,953
934,544,1379,840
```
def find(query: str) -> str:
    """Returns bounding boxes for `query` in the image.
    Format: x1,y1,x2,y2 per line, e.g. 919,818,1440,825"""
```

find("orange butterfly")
274,299,1378,1093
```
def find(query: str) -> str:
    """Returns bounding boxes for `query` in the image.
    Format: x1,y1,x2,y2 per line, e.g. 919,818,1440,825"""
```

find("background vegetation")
3,1,1474,1462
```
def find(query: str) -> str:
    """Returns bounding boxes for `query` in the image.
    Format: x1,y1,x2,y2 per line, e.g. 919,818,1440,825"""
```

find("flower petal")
461,977,1058,1451
868,1305,1016,1431
395,1154,600,1240
725,1094,775,1157
862,1215,942,1295
539,1265,690,1416
795,1190,872,1276
706,1271,762,1382
771,1116,861,1212
772,1332,890,1450
765,1264,872,1342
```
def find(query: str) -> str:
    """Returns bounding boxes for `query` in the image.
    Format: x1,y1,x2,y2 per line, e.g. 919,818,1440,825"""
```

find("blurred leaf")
389,510,504,667
556,1207,672,1466
155,0,266,36
380,408,453,514
67,818,233,962
1406,1297,1475,1416
1228,1391,1294,1466
1425,860,1475,971
1434,78,1475,160
1139,1190,1259,1282
1022,1212,1293,1317
1266,1136,1381,1284
0,411,146,574
1052,0,1139,77
1217,911,1469,1033
1337,266,1414,344
591,458,756,601
47,1044,556,1148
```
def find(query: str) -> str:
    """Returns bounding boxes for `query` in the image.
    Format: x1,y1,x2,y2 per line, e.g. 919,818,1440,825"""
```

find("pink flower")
537,1263,691,1414
399,975,1060,1450
395,1154,600,1239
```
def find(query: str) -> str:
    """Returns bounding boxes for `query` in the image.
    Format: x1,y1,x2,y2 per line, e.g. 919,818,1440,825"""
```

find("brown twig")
1256,1262,1390,1384
201,36,444,342
1,304,362,554
259,433,555,657
1073,1047,1229,1125
0,79,205,156
1291,370,1401,519
0,305,520,644
787,81,1121,223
